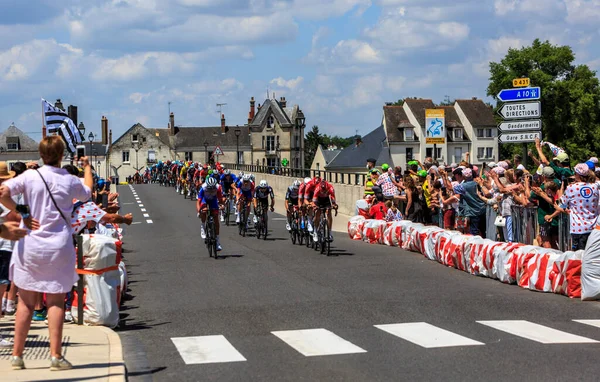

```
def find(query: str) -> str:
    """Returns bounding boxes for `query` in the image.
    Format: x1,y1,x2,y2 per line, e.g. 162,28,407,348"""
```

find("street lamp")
88,132,95,159
203,140,209,164
131,140,141,173
295,110,305,172
76,122,86,165
235,128,241,166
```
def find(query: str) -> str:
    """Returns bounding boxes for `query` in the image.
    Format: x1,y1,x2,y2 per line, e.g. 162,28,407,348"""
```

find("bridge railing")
223,163,368,186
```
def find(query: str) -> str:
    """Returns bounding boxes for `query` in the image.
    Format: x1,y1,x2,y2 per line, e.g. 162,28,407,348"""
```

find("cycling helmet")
208,169,213,175
207,165,212,171
224,169,230,175
249,174,255,182
293,179,301,188
97,179,106,189
319,180,328,189
242,174,251,182
206,177,218,188
304,177,311,184
259,180,268,188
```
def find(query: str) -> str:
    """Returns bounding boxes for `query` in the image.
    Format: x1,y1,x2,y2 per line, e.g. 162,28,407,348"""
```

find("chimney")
54,99,64,111
248,97,255,124
68,105,78,126
280,96,287,108
169,112,178,135
101,116,108,144
355,136,362,147
221,114,226,133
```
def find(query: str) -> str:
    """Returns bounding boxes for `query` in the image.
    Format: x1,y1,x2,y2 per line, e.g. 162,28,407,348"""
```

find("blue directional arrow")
497,87,541,102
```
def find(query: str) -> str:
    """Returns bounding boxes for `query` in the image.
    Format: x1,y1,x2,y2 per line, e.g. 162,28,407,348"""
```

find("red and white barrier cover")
349,218,595,300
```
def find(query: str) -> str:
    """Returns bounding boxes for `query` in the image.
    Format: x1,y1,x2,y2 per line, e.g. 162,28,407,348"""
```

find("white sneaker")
253,216,258,224
220,215,225,222
307,222,313,232
64,311,73,323
313,232,319,242
216,240,223,251
236,215,240,223
0,338,12,348
286,223,291,231
201,227,206,239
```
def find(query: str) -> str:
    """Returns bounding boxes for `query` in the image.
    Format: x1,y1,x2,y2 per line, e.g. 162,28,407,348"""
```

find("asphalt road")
116,183,600,382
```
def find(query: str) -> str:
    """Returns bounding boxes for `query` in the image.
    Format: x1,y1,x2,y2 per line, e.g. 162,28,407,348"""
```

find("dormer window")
6,137,19,151
267,116,275,129
404,128,414,141
453,128,463,140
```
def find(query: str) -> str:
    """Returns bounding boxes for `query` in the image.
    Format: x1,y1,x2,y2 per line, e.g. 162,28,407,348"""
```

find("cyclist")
220,169,238,222
254,180,275,222
187,163,196,197
236,174,254,227
197,177,225,251
311,179,337,242
298,177,311,230
179,162,189,195
285,179,301,231
303,173,322,232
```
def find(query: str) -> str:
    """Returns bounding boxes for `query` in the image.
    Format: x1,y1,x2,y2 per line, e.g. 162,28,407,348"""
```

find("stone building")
0,123,41,166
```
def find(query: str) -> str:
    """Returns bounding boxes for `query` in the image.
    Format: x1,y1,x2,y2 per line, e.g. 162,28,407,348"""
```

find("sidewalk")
272,197,351,233
0,316,125,381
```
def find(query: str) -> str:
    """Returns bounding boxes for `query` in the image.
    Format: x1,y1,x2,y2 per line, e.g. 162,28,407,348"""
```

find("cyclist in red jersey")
311,179,337,242
303,174,323,232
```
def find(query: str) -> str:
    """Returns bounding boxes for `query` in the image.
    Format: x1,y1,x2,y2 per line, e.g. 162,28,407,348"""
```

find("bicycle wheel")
239,207,245,236
323,220,331,256
207,221,214,258
291,221,297,244
263,213,268,240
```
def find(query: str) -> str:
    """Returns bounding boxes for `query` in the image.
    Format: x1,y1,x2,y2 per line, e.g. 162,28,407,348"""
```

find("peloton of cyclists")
304,173,337,242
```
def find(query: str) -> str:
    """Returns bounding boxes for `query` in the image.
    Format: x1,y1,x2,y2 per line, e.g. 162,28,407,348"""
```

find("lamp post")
276,141,281,174
295,110,305,173
88,132,95,159
203,140,209,164
235,128,241,166
77,122,86,164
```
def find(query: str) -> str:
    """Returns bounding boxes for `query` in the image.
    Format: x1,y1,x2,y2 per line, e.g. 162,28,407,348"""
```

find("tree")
304,125,323,169
487,39,600,164
391,99,404,106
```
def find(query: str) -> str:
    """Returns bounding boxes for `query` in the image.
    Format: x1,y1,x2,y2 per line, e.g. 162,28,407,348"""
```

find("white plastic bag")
582,229,600,300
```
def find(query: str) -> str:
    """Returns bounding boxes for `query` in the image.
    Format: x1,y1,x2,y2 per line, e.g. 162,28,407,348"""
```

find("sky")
1,0,599,142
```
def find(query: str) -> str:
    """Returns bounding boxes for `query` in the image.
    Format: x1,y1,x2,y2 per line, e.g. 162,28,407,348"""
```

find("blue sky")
1,0,599,141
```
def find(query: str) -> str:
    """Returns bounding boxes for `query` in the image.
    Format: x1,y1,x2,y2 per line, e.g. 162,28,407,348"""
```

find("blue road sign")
497,87,541,102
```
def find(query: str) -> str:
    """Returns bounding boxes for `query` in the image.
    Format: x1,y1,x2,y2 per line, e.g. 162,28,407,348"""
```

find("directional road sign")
512,78,530,87
498,131,542,144
498,101,541,120
497,86,540,102
498,119,541,132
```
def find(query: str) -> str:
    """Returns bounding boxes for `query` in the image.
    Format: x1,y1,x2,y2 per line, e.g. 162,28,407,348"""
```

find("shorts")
223,183,234,193
287,198,298,207
314,197,332,209
572,233,591,251
257,198,269,209
240,190,253,200
199,199,220,211
539,223,558,239
0,250,11,285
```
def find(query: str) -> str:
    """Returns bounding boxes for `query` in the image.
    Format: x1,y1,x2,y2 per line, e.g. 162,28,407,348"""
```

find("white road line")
139,204,144,207
171,335,246,365
271,328,366,357
131,222,142,225
477,320,599,344
146,219,153,224
143,213,150,217
140,209,146,212
272,218,287,221
573,319,600,329
123,203,134,205
374,322,484,348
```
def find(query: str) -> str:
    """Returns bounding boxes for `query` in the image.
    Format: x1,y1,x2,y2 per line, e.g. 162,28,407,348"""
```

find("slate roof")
455,99,496,127
321,148,341,164
249,99,293,128
0,123,38,152
146,128,173,147
327,125,392,169
383,106,414,143
403,98,435,128
174,126,251,150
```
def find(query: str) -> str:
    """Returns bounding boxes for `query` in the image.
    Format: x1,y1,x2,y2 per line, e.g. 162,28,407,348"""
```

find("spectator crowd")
359,137,600,251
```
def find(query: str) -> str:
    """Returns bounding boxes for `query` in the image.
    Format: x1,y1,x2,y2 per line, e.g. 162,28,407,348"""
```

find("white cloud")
129,92,151,104
270,76,304,90
385,76,406,92
565,0,600,24
331,40,384,64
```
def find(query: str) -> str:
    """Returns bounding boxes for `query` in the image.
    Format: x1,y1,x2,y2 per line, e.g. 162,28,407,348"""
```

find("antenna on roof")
216,103,227,123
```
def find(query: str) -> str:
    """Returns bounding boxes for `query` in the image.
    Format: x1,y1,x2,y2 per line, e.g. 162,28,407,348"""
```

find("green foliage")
304,125,356,168
487,39,600,165
391,99,404,106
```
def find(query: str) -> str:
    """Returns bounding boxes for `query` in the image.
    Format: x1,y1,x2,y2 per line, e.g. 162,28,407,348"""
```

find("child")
385,200,403,222
368,195,388,220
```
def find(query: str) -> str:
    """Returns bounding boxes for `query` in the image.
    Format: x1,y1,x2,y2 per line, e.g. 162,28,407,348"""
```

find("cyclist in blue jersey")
197,177,225,251
285,179,301,231
219,169,238,222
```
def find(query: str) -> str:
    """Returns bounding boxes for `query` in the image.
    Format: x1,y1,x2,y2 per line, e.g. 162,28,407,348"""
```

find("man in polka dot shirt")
561,163,600,250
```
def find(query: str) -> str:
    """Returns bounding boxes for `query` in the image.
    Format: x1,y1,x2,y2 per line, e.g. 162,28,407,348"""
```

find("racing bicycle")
238,197,249,237
314,205,338,256
255,204,269,240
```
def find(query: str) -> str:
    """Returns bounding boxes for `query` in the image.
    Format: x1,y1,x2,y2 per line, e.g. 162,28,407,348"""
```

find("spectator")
368,195,388,220
364,175,375,198
535,138,574,180
375,165,399,201
0,136,93,371
404,175,424,223
385,200,403,222
459,168,487,237
527,166,561,249
561,163,599,250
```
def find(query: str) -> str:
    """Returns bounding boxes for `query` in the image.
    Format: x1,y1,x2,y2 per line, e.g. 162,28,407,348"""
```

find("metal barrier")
223,163,368,186
511,206,538,245
558,213,572,252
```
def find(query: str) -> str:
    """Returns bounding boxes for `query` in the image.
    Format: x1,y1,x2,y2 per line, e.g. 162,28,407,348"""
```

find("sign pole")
523,143,528,169
433,143,437,162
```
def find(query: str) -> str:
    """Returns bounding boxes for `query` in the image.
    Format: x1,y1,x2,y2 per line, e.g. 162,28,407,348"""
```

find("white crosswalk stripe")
477,320,599,344
271,328,367,357
573,319,600,329
171,335,247,364
374,322,484,348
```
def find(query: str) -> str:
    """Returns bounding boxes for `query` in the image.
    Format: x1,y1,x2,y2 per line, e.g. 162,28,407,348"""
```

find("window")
132,134,138,142
7,143,17,151
185,152,193,161
147,150,156,163
122,150,130,163
454,147,462,163
406,147,413,161
267,158,277,167
294,135,299,148
454,129,463,140
477,147,485,158
266,136,275,152
142,136,147,143
485,128,493,138
276,135,280,147
477,128,493,138
486,147,494,158
267,116,275,129
476,129,483,138
262,136,265,149
404,128,414,141
426,147,442,159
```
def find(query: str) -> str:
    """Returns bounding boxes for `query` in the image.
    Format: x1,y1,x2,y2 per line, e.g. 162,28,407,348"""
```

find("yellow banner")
425,109,445,118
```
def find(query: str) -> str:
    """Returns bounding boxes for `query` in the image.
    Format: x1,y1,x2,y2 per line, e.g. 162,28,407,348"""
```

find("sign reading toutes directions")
498,120,541,132
498,102,541,120
498,131,542,144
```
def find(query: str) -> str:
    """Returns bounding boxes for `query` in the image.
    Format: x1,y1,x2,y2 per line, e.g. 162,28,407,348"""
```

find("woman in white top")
0,136,93,371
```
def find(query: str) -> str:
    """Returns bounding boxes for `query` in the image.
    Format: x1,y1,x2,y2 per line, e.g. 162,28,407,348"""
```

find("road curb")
97,326,127,382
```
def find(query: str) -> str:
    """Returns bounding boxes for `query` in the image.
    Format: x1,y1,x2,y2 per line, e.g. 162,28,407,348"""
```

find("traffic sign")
497,119,541,132
498,131,541,144
498,101,541,120
512,78,530,87
214,146,224,155
497,86,540,102
425,109,445,144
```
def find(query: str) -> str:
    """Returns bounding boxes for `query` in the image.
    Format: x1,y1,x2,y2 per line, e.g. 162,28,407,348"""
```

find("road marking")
146,219,153,224
171,335,247,365
123,203,135,205
477,320,599,344
143,213,150,217
374,322,484,348
131,222,142,225
271,328,366,357
140,209,146,212
573,319,600,329
272,218,287,221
